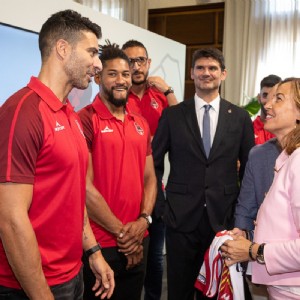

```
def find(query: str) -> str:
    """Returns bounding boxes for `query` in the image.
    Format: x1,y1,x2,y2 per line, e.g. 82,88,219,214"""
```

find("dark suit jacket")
152,97,254,233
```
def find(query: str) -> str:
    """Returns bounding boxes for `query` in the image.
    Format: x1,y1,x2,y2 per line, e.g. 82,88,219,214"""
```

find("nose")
202,68,210,76
132,61,140,71
115,73,125,84
264,98,273,111
265,92,276,110
94,56,103,74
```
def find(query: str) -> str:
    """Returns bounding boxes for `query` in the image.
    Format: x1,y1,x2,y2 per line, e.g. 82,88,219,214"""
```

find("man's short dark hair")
39,9,102,61
191,48,225,70
99,42,130,68
121,39,148,57
260,75,282,90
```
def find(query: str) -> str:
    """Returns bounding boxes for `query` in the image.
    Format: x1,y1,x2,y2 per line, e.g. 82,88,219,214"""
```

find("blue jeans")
144,216,166,300
0,267,84,300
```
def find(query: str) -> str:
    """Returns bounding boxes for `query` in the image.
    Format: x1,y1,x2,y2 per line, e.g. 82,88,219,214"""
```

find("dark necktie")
203,105,211,158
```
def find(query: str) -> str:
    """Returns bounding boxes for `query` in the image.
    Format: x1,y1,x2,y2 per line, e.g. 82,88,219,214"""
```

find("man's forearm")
86,182,123,237
1,216,53,300
140,157,157,215
83,206,102,251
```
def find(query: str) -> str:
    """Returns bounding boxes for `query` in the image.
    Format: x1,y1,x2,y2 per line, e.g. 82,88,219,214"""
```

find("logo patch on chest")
54,121,65,132
150,98,159,109
101,126,114,133
134,122,144,135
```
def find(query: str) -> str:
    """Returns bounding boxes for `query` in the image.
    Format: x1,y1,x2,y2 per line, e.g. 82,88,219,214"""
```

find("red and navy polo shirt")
0,77,88,288
79,94,151,247
127,86,168,136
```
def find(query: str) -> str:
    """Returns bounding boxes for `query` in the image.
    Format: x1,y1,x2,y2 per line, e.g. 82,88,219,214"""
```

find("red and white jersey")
195,230,245,300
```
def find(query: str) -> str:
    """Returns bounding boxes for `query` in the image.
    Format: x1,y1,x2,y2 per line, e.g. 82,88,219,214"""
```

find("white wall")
0,0,186,106
149,0,224,9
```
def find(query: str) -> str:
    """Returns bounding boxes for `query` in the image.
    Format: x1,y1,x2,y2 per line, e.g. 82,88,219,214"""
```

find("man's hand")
229,227,247,238
88,252,115,299
147,76,169,94
117,219,148,255
125,244,144,269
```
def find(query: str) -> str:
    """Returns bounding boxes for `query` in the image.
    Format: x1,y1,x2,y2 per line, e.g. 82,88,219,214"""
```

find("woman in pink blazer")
221,77,300,299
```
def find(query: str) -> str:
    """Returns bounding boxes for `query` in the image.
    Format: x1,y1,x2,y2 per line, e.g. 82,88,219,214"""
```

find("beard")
64,50,90,90
132,70,148,86
102,85,128,108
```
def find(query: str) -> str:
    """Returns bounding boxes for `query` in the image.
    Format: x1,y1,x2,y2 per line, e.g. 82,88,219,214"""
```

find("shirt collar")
27,76,73,112
194,93,220,112
274,149,289,173
92,94,135,121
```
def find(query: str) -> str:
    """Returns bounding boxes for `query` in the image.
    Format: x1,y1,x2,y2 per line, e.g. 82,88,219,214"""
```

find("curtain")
223,0,300,106
73,0,149,29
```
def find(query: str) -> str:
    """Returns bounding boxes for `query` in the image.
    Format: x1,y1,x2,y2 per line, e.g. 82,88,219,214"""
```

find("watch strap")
256,243,266,264
164,87,174,96
85,243,102,258
138,213,151,226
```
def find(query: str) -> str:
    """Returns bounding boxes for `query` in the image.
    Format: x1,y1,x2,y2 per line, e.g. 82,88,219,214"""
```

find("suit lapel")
210,99,231,158
182,98,206,155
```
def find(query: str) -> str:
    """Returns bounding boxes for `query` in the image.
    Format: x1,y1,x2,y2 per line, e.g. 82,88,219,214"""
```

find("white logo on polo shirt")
150,98,159,109
134,122,144,135
54,121,65,132
101,126,114,133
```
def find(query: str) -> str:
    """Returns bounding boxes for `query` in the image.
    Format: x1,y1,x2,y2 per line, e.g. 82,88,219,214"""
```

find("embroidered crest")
150,98,159,109
134,122,144,135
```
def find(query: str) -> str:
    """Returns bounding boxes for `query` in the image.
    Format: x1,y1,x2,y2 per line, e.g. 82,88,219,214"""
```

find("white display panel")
0,0,186,109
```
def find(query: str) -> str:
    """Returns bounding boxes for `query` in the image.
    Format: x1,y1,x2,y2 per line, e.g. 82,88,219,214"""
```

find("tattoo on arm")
83,213,88,241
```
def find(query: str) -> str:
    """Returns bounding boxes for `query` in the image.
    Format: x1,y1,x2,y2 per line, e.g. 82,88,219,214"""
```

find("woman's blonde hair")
281,78,300,155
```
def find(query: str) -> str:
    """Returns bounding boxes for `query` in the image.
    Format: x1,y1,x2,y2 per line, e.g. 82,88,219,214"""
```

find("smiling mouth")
113,87,128,92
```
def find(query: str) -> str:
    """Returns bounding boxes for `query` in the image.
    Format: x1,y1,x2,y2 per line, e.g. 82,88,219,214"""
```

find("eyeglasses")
128,57,148,67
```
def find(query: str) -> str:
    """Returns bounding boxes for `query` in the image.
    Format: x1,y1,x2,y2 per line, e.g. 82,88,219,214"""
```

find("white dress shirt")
195,94,220,146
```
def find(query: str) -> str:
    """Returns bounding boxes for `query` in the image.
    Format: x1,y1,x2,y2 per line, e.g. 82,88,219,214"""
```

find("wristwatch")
138,213,152,226
85,243,102,258
256,243,266,264
164,86,174,96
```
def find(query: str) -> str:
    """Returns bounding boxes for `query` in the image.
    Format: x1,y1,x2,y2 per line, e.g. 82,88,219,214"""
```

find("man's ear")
191,67,194,80
220,68,227,81
55,39,70,60
257,93,261,103
94,73,101,85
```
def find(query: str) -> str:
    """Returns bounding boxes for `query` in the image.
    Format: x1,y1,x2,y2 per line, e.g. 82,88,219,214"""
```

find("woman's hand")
220,236,252,266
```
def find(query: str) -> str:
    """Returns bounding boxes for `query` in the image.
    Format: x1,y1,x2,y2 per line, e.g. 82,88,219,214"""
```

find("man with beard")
152,48,254,300
122,40,178,136
78,44,157,300
122,39,178,300
0,10,114,300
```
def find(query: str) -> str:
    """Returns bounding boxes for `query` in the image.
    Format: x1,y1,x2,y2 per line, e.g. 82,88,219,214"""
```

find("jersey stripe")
6,90,34,181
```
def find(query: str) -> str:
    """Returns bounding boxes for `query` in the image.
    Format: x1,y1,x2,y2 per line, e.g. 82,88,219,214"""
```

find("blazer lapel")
182,98,206,155
209,99,231,158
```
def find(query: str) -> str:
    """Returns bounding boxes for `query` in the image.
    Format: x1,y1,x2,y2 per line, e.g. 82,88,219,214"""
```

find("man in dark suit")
152,48,254,300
